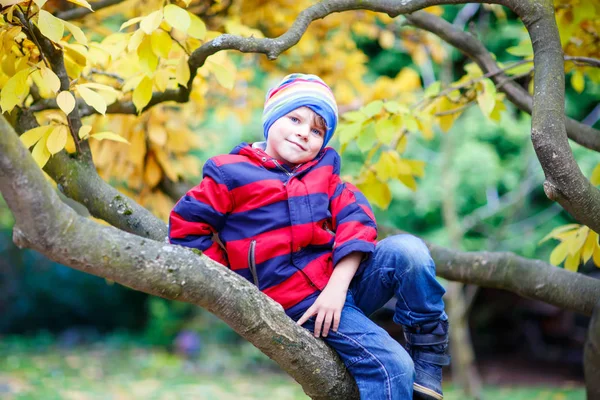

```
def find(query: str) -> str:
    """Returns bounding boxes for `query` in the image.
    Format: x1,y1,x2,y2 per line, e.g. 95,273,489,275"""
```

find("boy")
169,73,450,400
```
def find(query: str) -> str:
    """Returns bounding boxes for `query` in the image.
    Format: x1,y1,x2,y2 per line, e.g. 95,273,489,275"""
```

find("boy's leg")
350,234,450,400
301,295,414,400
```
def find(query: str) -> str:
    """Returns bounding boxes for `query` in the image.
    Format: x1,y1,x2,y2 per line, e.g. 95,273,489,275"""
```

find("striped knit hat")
262,73,338,147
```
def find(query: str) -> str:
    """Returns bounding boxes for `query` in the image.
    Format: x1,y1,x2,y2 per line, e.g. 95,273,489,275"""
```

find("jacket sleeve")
168,159,232,267
328,151,377,266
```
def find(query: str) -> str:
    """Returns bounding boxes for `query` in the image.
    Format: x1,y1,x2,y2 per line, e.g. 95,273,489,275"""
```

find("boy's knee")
381,344,415,379
378,234,433,271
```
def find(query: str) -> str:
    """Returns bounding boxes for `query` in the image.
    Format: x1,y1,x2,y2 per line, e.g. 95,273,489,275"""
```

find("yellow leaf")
404,115,418,132
154,147,178,181
338,121,363,145
65,132,76,153
76,86,106,115
140,10,163,35
164,5,190,33
128,29,145,52
489,99,506,123
397,173,418,191
46,125,68,155
396,67,421,92
144,153,162,187
207,60,234,90
404,159,426,178
120,17,144,31
123,74,144,93
176,56,190,88
375,151,398,181
40,66,61,93
358,178,391,210
37,10,64,43
31,132,51,168
133,76,153,112
477,78,496,117
148,123,167,146
90,132,129,143
137,36,158,76
590,163,600,186
539,224,581,244
564,250,581,272
66,0,93,11
506,41,533,57
63,20,87,45
417,118,434,140
56,91,76,115
571,70,585,94
568,226,588,255
383,101,408,114
379,30,395,49
33,0,47,8
582,231,598,263
396,134,407,153
79,125,92,140
0,68,31,113
154,69,171,92
188,12,206,40
77,83,120,105
549,241,569,266
21,125,53,148
593,244,600,268
151,30,172,58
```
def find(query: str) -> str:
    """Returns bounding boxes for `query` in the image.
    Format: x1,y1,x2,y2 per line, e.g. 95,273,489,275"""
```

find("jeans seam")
334,330,392,400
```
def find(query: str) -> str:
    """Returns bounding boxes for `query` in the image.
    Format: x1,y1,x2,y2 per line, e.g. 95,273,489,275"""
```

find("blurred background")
1,0,599,398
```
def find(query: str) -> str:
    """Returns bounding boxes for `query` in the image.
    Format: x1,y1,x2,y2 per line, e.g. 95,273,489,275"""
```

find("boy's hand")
296,252,364,338
296,284,347,337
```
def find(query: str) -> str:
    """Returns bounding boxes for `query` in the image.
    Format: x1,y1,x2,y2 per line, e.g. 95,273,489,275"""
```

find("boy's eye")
312,128,324,136
289,116,299,123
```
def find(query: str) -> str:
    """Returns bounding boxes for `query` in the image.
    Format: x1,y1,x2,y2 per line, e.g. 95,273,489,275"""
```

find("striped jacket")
168,142,377,319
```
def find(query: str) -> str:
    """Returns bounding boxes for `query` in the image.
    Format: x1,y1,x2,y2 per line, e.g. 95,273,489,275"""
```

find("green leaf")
375,119,396,144
506,41,533,57
423,81,441,98
363,100,383,118
342,110,367,123
383,101,408,114
338,121,363,145
356,122,376,153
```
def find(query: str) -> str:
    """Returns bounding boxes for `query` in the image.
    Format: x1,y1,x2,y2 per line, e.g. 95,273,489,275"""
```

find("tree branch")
405,10,600,153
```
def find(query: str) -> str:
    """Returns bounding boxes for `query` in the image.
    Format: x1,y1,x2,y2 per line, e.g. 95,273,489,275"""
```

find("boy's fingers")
322,312,332,337
296,307,315,326
332,311,341,332
314,312,325,337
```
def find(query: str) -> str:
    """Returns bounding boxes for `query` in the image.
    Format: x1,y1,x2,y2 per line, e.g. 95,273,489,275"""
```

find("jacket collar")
231,142,329,174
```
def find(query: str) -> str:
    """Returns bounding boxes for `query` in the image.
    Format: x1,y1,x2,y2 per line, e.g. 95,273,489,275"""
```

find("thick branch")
585,297,600,398
405,10,600,153
430,243,600,316
0,115,358,400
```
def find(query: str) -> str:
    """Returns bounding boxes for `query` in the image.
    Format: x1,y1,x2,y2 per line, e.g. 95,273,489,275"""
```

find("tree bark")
585,298,600,400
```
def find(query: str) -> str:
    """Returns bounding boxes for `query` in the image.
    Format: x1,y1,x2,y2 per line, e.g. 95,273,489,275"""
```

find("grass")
0,336,585,400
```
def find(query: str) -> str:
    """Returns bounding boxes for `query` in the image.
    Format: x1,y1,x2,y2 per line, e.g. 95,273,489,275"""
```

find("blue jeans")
299,234,447,400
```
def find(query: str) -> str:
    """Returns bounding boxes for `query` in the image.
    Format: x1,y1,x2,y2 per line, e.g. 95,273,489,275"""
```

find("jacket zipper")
248,240,258,287
273,160,294,186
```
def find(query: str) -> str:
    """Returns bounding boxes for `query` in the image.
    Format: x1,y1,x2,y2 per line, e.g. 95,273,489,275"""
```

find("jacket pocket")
248,240,258,287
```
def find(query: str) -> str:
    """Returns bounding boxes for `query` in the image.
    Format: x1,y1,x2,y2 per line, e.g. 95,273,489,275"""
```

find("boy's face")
264,106,326,165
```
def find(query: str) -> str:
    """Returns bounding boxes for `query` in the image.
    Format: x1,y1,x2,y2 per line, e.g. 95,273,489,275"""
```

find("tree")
1,0,600,398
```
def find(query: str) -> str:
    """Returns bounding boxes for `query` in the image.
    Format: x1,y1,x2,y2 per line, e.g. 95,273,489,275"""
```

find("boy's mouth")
286,139,306,151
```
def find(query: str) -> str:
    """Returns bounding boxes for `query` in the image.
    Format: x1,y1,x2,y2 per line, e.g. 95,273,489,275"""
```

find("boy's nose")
296,124,310,140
